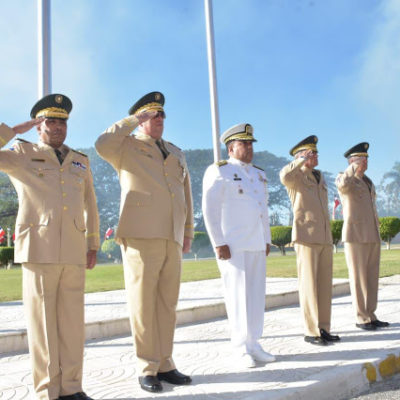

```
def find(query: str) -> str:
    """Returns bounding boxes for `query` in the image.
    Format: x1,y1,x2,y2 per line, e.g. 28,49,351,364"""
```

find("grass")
1,248,399,302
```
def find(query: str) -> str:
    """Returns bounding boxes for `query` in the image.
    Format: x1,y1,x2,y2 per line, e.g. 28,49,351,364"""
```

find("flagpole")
38,0,52,98
204,0,221,162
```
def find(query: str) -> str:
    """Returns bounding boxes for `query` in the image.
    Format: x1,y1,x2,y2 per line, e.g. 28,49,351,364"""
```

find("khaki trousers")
22,263,85,400
344,242,380,324
294,243,333,336
121,238,182,376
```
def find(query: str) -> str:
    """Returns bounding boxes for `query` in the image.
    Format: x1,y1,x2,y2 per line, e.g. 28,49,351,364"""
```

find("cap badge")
55,95,63,104
155,93,161,101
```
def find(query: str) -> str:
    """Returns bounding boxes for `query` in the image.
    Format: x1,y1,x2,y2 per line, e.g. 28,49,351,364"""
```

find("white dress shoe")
241,353,256,368
251,347,276,363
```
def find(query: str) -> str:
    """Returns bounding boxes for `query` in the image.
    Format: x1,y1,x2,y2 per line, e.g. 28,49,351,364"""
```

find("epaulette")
253,164,264,171
16,138,32,144
215,160,228,167
72,149,88,157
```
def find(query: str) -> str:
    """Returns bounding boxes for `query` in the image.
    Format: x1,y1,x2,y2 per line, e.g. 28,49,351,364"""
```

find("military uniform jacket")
202,158,271,251
336,164,380,243
280,158,332,244
95,116,194,246
0,123,100,264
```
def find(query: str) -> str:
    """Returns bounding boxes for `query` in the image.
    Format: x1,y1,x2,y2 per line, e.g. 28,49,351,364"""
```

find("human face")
139,111,165,140
228,140,254,163
301,149,319,169
37,118,67,148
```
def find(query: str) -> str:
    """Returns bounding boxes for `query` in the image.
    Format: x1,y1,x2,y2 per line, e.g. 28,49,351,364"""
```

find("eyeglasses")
154,111,166,119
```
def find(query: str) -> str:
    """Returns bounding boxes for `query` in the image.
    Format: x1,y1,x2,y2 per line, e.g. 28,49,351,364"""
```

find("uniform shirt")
202,157,271,252
0,123,100,264
95,116,194,246
336,164,380,243
280,158,332,245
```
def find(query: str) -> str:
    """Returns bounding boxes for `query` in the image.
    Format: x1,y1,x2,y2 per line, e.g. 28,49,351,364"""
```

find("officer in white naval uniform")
202,123,274,368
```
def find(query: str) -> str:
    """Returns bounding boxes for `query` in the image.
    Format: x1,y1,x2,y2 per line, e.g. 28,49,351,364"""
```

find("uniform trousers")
217,250,266,354
294,243,333,337
344,242,380,324
22,263,85,400
121,238,181,376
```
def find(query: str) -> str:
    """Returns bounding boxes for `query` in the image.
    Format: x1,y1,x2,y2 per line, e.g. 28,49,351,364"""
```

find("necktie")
312,170,320,184
54,149,64,165
156,140,169,160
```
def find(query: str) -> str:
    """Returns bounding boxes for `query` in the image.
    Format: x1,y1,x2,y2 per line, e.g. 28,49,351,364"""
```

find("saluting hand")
136,111,158,124
12,117,44,134
216,244,231,261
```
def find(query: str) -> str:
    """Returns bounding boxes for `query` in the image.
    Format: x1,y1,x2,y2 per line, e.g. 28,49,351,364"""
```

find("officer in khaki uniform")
0,94,100,400
280,135,340,345
336,142,389,331
95,92,194,393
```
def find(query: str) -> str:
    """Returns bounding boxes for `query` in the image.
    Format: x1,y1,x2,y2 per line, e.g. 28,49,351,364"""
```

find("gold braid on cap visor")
134,102,164,115
292,143,318,154
36,107,69,119
349,152,368,157
224,132,255,143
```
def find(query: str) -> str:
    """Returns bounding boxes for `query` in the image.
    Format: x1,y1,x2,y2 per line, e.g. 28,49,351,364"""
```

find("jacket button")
63,206,68,211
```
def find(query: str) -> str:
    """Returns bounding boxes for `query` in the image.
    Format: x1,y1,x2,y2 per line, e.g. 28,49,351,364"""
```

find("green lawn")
1,249,399,302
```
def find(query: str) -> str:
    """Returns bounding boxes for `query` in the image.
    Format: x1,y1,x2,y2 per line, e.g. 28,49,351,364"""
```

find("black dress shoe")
59,393,93,400
138,375,163,393
304,336,328,346
320,328,341,342
356,322,377,331
372,319,390,328
157,369,192,385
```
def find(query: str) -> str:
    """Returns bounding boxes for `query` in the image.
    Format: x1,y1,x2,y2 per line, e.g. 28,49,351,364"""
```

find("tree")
378,162,400,217
379,217,400,250
270,226,292,255
101,239,121,262
330,220,343,253
190,231,213,259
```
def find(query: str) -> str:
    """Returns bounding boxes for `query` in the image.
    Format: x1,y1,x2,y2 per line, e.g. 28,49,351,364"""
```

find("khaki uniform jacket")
280,158,332,244
335,164,380,243
95,116,194,246
0,123,100,264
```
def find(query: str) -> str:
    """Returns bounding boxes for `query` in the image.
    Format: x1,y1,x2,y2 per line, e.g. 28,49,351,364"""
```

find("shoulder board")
16,138,32,144
164,140,181,151
253,164,264,171
72,149,88,157
215,160,228,167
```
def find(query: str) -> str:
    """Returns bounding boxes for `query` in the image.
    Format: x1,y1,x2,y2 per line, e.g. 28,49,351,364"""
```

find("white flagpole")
204,0,221,162
38,0,52,98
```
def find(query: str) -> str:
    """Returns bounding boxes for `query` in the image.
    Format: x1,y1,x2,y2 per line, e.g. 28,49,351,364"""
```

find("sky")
1,0,400,183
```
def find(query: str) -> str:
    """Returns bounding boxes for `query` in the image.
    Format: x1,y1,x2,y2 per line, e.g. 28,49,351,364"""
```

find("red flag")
12,233,15,242
332,196,341,220
0,227,5,239
105,227,114,240
0,236,5,244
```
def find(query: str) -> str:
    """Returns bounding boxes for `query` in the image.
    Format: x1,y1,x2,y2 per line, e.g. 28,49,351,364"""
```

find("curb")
0,281,350,355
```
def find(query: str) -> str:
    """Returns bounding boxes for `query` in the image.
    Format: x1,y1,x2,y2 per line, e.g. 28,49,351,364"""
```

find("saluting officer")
280,136,340,345
202,123,275,368
336,143,389,331
0,94,100,400
95,92,194,393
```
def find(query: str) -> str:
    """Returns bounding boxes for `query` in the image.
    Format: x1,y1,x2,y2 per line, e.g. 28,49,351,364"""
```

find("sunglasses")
153,111,166,119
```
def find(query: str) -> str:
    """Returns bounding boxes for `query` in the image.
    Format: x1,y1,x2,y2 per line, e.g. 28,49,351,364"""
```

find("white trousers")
217,250,266,354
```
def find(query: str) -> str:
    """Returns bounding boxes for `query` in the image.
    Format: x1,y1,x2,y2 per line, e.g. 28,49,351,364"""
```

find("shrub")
270,226,292,255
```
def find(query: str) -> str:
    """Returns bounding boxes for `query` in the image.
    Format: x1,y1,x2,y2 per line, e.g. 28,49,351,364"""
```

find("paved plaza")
0,276,399,399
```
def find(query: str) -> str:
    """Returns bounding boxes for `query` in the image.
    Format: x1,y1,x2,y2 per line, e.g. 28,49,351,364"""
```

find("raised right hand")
12,117,44,134
136,111,158,124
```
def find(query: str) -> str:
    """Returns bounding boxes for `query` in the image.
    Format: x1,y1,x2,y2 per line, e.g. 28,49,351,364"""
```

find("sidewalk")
0,276,399,400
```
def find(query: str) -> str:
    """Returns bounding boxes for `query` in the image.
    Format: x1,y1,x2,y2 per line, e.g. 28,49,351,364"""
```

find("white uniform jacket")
202,158,271,252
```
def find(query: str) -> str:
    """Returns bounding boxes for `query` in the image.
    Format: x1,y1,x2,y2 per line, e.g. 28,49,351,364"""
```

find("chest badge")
233,173,242,181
